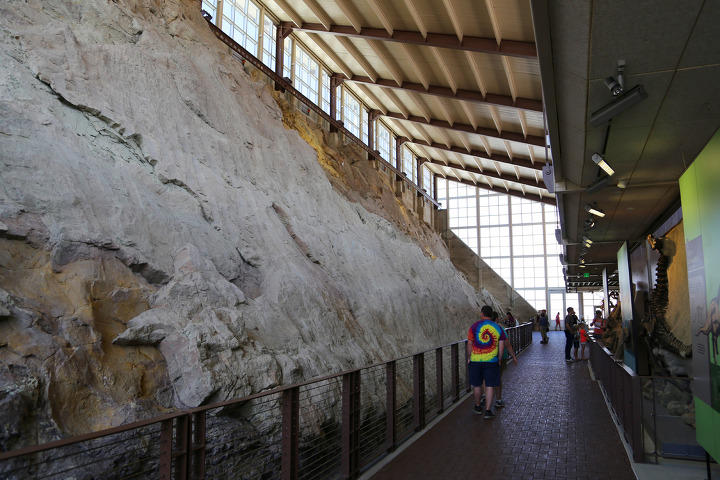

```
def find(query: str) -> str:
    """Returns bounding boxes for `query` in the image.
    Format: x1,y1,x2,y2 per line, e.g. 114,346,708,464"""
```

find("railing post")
413,353,426,431
190,411,206,480
464,340,470,392
630,374,643,462
436,348,444,414
451,343,459,402
159,418,174,480
282,387,299,480
385,361,397,453
342,371,361,479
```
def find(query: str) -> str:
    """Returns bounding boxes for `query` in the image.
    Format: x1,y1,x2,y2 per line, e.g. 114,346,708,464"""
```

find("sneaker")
483,410,495,420
565,358,573,362
495,399,505,408
473,405,483,415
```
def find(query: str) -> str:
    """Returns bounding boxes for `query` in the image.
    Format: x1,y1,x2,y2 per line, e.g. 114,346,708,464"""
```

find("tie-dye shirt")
468,319,506,362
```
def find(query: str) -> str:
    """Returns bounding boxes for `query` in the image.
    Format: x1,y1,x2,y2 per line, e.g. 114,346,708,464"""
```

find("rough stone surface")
0,0,500,446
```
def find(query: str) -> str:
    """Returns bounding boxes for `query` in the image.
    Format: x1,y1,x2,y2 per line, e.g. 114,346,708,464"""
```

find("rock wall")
0,0,497,448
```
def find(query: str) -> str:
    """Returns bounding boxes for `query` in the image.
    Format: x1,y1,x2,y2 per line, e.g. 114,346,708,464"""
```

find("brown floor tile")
369,331,635,480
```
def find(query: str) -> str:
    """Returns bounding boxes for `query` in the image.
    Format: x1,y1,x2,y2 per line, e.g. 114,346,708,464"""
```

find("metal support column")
342,371,361,479
413,353,425,431
385,361,397,452
282,387,299,480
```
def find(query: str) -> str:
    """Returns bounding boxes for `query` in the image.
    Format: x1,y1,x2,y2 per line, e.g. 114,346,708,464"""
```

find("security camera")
604,76,623,96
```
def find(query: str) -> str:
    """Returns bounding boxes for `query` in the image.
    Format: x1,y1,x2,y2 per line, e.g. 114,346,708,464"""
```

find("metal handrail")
0,322,534,479
588,336,644,463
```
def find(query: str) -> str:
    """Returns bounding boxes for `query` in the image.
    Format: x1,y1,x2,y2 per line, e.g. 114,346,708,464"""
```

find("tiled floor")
366,330,636,480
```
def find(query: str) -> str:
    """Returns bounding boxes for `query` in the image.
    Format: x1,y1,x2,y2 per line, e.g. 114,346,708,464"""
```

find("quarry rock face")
0,0,496,448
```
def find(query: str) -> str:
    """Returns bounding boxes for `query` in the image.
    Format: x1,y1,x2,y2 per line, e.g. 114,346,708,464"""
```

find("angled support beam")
407,137,544,171
417,157,428,190
290,23,537,59
442,175,555,206
274,23,294,86
368,109,382,150
395,136,408,171
329,74,345,131
348,75,543,113
425,158,544,189
383,111,544,147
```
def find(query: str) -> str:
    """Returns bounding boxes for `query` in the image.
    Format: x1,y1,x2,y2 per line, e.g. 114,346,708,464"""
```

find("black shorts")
468,361,501,387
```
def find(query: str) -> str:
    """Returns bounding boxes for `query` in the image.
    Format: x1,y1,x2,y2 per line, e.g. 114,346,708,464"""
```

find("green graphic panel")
682,128,720,463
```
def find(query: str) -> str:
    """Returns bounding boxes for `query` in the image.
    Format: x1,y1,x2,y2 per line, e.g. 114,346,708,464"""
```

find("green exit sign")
583,273,590,278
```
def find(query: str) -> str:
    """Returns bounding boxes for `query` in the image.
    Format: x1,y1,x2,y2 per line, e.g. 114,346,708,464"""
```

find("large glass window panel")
423,165,433,197
436,178,447,207
342,88,362,139
515,289,547,311
283,37,292,79
294,46,319,104
456,228,479,254
376,122,392,162
402,146,414,181
261,15,276,69
321,70,331,114
582,291,604,321
479,226,510,257
479,192,509,226
222,0,260,56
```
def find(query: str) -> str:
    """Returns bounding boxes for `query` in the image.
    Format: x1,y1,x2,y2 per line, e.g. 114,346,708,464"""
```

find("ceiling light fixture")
590,85,648,127
584,218,596,230
583,235,593,246
590,61,648,127
586,175,613,194
591,153,615,176
585,204,606,217
604,60,625,96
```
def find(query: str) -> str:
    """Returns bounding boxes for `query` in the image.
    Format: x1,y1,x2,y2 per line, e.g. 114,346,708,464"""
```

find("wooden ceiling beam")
290,23,537,59
382,110,544,147
334,0,363,33
306,33,354,78
367,0,394,36
435,169,555,205
301,0,332,30
348,75,542,112
441,0,463,42
407,137,544,171
401,0,428,39
422,158,544,189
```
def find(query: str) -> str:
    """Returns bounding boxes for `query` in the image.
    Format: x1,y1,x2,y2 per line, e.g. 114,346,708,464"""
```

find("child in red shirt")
578,322,589,360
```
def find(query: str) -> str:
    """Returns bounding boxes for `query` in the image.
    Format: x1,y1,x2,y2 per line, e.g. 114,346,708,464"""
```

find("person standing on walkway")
578,322,589,360
539,310,549,343
564,307,578,362
467,305,505,419
555,312,561,330
590,309,606,337
504,311,516,328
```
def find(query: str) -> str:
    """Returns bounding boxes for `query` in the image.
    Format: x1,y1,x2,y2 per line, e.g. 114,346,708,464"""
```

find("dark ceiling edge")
530,0,562,232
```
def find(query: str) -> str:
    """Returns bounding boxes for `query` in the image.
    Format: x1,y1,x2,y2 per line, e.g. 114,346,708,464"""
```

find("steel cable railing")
0,323,534,480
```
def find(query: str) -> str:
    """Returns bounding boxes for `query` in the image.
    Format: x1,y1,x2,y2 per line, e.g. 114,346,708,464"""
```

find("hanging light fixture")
585,204,606,217
591,153,615,176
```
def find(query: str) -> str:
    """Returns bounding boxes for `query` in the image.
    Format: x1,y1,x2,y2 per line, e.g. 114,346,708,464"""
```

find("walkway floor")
366,330,636,480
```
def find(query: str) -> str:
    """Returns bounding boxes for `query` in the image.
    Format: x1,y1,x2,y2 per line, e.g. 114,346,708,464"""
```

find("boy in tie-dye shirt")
467,305,505,419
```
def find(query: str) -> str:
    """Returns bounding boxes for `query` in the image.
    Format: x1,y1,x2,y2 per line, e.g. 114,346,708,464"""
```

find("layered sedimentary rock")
0,0,498,449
